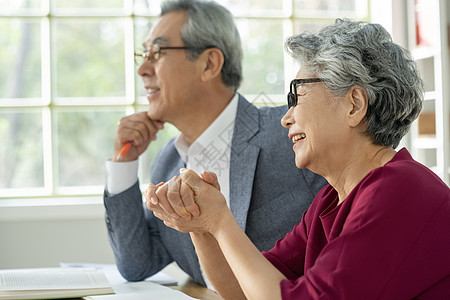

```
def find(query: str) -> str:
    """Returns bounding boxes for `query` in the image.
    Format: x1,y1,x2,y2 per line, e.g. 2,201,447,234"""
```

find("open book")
0,267,114,299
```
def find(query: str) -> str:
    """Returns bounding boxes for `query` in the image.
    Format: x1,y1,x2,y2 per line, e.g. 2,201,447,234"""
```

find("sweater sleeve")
262,186,330,281
262,217,308,280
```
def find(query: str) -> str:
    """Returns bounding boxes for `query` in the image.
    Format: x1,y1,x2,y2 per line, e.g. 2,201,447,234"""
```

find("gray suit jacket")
104,95,327,286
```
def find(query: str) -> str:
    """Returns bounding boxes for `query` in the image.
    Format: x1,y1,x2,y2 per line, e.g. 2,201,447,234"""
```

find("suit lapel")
229,96,260,231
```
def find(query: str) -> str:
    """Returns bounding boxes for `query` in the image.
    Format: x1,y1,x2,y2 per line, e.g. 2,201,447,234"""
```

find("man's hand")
113,112,164,162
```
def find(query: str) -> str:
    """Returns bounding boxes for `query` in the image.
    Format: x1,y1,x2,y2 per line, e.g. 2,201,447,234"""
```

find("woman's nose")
281,107,294,128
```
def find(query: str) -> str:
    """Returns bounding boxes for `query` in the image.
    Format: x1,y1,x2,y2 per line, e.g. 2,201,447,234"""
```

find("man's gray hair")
286,19,424,149
161,0,242,90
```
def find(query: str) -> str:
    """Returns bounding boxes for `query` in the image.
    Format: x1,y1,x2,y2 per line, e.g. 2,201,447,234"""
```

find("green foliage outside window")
0,0,368,198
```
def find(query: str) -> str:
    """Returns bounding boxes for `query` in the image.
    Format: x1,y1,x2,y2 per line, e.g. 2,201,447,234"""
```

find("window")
0,0,369,199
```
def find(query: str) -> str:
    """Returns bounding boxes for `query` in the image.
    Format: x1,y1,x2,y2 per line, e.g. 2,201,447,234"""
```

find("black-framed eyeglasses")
134,44,215,65
287,78,324,108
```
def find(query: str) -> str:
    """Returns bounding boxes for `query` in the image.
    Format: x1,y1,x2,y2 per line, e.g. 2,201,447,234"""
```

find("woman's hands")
145,169,230,235
147,170,285,300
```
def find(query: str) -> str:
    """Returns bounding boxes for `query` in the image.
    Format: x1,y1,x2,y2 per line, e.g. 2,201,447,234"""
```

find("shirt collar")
175,93,239,164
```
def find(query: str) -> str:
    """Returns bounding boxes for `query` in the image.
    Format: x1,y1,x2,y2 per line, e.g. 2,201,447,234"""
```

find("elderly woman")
146,19,450,299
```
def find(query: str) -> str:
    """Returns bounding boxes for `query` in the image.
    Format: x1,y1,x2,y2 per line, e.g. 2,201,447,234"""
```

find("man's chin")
147,110,165,123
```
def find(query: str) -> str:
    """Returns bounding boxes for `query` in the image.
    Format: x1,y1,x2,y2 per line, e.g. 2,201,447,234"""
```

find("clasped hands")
145,169,228,234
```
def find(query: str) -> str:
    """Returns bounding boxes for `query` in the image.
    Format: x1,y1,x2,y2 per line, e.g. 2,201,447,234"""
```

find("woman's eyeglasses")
287,78,324,108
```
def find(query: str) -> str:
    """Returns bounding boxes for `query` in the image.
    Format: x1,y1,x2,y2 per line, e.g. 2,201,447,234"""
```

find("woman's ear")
199,48,224,82
347,86,368,128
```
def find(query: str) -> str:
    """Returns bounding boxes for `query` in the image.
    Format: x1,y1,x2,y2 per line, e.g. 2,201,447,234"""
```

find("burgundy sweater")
263,148,450,299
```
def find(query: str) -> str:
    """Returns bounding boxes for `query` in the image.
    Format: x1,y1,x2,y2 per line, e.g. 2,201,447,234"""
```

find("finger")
154,211,182,233
180,182,200,217
153,210,170,221
154,210,206,234
113,113,163,160
167,177,192,220
155,182,180,219
147,200,164,213
118,113,156,146
201,171,221,191
144,183,160,208
146,119,165,140
136,112,165,142
152,211,186,233
179,169,203,197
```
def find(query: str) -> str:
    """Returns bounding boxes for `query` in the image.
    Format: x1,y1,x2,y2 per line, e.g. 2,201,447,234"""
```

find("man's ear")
199,48,224,82
347,86,368,128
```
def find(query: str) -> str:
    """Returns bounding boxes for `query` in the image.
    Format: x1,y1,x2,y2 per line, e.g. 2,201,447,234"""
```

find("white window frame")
0,0,370,220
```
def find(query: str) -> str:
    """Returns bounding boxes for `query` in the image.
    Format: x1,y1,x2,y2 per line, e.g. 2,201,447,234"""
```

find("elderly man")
103,0,326,287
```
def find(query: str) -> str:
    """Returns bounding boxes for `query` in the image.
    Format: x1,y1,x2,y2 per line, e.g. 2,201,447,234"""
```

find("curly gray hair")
286,19,424,149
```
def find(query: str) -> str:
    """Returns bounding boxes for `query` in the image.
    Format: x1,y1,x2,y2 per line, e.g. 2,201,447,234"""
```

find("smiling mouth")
292,133,306,143
146,88,160,95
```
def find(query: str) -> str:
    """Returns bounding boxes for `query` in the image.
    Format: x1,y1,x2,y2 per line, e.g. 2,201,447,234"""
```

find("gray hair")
286,19,424,149
161,0,242,90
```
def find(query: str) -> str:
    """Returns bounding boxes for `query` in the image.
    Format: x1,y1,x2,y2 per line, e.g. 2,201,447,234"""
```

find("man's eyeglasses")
134,44,215,65
287,78,324,108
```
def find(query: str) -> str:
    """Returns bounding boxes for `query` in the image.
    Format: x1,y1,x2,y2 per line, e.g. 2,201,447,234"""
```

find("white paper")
0,268,110,291
59,263,199,300
87,290,198,300
60,263,177,286
87,281,199,300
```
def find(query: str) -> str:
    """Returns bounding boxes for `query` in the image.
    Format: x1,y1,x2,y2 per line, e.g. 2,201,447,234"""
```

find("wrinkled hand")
113,112,164,162
145,175,198,220
145,169,229,234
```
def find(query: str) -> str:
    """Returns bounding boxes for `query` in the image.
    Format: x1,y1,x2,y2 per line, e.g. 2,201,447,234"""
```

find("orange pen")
116,141,133,161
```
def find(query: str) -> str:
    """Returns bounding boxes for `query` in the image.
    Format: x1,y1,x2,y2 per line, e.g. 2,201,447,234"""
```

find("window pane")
0,0,44,15
55,108,125,188
134,0,161,16
216,0,284,17
0,0,371,198
237,19,285,95
0,19,41,99
294,0,367,18
54,19,126,98
54,0,124,9
0,109,43,188
296,0,356,11
293,19,337,35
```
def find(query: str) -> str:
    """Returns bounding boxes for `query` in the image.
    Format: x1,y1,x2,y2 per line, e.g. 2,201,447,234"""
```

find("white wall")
0,199,115,269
